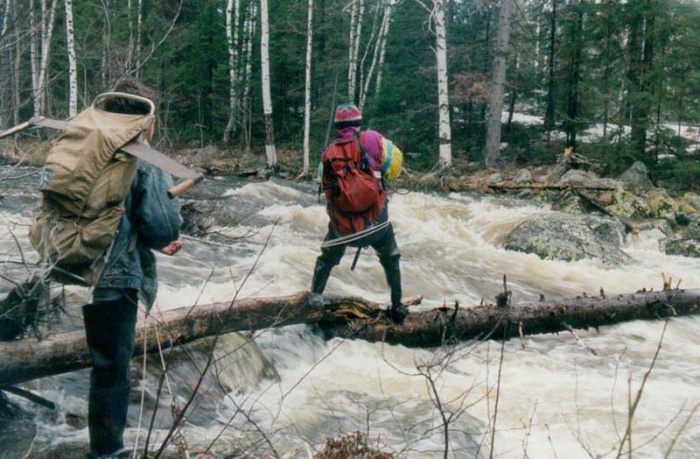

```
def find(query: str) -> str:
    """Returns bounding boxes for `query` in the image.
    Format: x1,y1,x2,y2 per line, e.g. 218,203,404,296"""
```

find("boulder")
617,161,653,190
503,213,631,266
664,239,700,258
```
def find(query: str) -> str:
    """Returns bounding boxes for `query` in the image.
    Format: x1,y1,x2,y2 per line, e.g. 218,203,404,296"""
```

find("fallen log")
323,288,700,346
0,292,421,387
1,289,699,386
487,183,616,192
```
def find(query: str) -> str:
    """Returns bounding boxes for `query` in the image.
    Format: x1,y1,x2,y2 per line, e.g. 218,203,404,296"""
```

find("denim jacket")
94,160,181,309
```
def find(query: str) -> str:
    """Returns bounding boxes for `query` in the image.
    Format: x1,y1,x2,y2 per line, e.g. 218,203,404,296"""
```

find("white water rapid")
1,173,699,458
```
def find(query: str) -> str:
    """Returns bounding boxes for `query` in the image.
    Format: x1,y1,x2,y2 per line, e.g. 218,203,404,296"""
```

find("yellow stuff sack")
380,138,403,181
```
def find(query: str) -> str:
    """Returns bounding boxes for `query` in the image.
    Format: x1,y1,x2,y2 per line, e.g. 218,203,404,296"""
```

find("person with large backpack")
54,80,182,458
312,103,407,323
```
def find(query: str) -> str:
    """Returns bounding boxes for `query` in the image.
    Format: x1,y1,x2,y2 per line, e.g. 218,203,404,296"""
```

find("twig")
615,319,669,456
2,386,56,410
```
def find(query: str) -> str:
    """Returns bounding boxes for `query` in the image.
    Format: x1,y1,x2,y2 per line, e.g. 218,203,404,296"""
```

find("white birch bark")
260,0,277,168
1,0,10,34
37,0,58,114
347,0,358,100
64,0,77,117
0,0,11,127
302,0,314,176
358,0,381,107
348,0,364,102
360,0,392,108
242,1,256,155
29,0,40,115
484,0,513,166
100,0,111,85
375,0,393,96
12,0,20,124
434,0,452,167
223,0,241,143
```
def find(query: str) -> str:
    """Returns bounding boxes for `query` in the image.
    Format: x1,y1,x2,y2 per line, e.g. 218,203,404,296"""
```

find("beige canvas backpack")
29,94,155,285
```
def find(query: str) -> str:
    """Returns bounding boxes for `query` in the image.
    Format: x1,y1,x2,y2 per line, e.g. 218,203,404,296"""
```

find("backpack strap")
356,131,386,191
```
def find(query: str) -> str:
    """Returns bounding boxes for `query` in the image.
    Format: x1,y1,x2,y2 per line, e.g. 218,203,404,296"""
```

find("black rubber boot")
82,294,137,457
390,303,408,324
376,234,402,306
311,258,333,294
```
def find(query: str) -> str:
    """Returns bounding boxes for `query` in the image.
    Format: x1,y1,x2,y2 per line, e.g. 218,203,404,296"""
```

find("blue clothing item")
93,160,181,310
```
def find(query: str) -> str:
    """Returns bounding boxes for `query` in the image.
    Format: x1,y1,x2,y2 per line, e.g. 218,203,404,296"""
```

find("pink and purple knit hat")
334,103,362,129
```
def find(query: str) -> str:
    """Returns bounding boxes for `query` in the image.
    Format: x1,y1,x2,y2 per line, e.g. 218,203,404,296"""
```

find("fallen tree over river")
1,288,699,387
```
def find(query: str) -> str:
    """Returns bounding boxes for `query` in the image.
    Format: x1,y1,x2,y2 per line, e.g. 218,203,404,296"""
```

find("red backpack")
321,135,386,235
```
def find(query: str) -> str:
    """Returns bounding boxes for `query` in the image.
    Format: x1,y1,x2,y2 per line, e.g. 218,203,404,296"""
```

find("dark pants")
82,289,138,456
312,223,402,305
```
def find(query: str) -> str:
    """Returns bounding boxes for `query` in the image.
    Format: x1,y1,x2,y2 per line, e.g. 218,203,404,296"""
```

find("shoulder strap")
354,131,372,170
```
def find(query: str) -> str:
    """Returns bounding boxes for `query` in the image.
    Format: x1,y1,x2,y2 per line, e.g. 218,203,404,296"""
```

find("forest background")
1,0,699,190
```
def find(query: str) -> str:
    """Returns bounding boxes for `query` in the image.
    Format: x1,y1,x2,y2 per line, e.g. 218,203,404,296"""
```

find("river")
1,165,699,458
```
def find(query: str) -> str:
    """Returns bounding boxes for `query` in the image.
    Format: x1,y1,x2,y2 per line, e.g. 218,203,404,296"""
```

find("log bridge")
1,288,698,387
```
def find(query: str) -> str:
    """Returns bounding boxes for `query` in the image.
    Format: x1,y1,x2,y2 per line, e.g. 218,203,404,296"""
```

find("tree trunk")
302,0,314,177
483,0,513,167
223,0,240,144
12,0,20,125
374,1,392,97
544,0,557,132
260,0,277,168
37,0,58,114
628,0,655,161
135,0,142,77
0,0,11,128
360,0,392,109
2,289,699,387
434,0,452,168
242,1,256,156
29,0,39,116
322,289,700,347
347,0,364,102
563,1,584,149
64,0,77,117
0,292,414,387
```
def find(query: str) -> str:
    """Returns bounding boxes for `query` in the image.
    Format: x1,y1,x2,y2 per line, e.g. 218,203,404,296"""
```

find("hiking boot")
390,303,408,324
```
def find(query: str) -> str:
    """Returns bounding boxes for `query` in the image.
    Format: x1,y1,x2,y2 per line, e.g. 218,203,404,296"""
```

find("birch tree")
302,0,314,177
347,0,364,102
484,0,513,166
29,0,61,115
359,0,393,109
29,0,39,115
0,0,11,128
39,0,58,114
434,0,452,167
544,0,557,131
12,0,20,125
64,0,77,117
357,0,381,108
241,1,256,155
412,0,451,167
260,0,277,168
373,0,394,98
125,0,143,76
223,0,241,143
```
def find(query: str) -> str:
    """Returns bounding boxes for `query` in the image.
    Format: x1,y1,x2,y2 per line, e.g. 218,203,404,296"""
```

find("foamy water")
1,175,699,458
